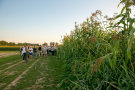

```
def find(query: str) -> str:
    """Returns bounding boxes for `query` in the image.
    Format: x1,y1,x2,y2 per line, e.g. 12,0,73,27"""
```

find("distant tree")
8,42,16,46
0,41,8,46
55,42,59,46
50,42,55,46
43,42,48,46
17,43,24,46
34,44,39,46
0,40,40,46
49,42,59,46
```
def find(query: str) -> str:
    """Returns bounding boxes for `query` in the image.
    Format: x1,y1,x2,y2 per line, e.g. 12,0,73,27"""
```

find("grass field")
0,54,64,90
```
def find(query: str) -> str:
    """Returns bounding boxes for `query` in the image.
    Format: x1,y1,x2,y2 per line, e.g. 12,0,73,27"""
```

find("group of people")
20,45,57,63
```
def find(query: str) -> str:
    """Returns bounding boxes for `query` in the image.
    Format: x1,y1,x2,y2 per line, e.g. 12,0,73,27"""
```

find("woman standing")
42,45,48,57
29,46,33,59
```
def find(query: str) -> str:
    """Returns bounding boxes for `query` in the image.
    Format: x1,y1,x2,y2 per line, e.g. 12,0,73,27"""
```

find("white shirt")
29,48,33,53
22,47,26,54
51,47,54,51
43,47,47,51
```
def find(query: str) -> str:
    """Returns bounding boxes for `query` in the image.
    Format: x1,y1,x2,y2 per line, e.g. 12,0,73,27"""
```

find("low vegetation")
0,55,63,90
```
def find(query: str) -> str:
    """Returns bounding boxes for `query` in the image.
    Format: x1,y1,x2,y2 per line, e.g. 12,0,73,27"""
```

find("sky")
0,0,127,44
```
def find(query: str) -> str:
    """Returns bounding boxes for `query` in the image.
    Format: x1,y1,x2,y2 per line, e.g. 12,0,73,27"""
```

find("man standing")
38,45,42,56
33,45,37,59
22,46,28,63
51,46,54,56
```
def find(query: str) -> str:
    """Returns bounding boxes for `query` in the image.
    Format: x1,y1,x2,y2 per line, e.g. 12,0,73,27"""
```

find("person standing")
33,45,37,59
42,45,45,56
54,46,58,55
27,46,30,58
26,46,29,62
29,46,33,59
47,45,50,56
51,46,54,56
42,45,48,57
20,47,23,56
22,46,28,63
38,45,42,56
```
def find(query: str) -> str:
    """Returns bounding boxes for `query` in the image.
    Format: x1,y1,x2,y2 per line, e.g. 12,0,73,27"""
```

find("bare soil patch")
0,83,6,88
4,71,18,76
0,52,18,58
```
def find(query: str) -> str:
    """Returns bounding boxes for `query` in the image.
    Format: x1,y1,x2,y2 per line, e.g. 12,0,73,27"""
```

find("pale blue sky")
0,0,122,44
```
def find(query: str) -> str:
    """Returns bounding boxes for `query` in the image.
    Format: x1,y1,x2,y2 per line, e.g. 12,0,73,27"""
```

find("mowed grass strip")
9,57,46,90
0,55,22,71
4,58,40,90
0,60,23,74
0,60,21,70
0,57,37,89
10,56,64,90
0,55,20,65
46,56,64,89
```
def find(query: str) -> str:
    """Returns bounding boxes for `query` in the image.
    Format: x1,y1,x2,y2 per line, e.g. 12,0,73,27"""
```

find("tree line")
0,40,58,46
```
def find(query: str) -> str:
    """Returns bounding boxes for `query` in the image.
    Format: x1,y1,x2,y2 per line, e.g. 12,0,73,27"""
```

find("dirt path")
0,52,18,58
0,60,23,73
3,59,40,90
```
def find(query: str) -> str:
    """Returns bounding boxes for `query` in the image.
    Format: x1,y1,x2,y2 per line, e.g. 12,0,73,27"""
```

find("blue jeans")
23,53,28,63
33,52,37,58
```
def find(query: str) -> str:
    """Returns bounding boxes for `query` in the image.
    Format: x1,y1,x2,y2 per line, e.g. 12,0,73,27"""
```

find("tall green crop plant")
57,0,135,89
58,10,114,89
114,0,135,68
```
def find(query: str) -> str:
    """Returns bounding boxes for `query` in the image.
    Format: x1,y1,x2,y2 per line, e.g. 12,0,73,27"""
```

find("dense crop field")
0,54,64,90
57,1,135,89
0,46,20,51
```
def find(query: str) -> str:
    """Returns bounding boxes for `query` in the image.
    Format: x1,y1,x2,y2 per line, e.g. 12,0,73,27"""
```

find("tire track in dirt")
0,60,23,73
3,59,40,90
